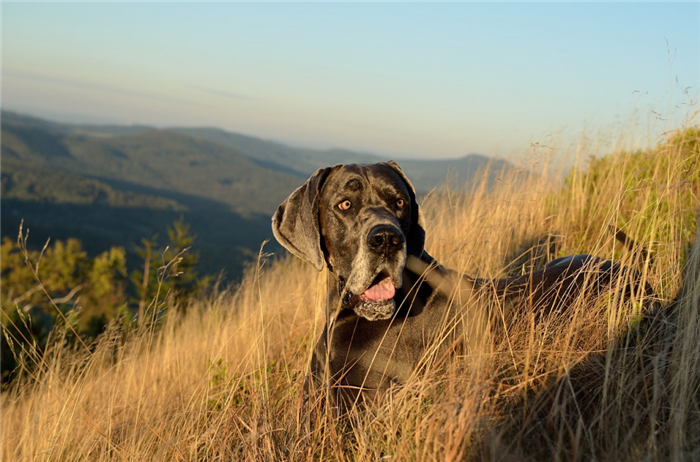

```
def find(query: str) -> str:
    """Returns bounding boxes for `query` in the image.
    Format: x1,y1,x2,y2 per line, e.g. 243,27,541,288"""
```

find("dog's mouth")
360,274,396,302
351,273,397,321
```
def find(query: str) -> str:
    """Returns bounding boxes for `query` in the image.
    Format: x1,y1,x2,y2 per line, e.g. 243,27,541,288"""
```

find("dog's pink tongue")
362,276,395,301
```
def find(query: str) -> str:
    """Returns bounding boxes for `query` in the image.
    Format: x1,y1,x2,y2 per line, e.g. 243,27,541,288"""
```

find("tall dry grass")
2,127,699,461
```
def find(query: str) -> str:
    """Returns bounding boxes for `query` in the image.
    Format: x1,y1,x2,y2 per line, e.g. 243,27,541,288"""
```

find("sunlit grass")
2,126,699,461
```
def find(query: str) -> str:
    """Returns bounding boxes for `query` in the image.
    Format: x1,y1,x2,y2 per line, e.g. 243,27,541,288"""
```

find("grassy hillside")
2,125,698,460
4,110,511,196
2,120,304,216
2,157,184,210
173,125,512,193
1,111,511,281
1,113,304,279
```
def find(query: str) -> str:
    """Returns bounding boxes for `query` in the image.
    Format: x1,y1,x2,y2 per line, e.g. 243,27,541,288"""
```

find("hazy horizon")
3,2,699,160
1,107,499,162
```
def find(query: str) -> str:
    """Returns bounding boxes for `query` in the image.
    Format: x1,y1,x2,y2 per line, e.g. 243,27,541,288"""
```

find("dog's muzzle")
339,224,406,321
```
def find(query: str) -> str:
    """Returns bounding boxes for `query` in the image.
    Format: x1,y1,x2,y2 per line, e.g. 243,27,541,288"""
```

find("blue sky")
3,2,699,160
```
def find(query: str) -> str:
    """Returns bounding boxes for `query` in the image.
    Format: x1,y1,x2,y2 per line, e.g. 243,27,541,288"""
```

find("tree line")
1,218,213,385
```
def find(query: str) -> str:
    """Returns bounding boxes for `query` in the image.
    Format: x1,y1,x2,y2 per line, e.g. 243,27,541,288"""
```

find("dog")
272,161,656,409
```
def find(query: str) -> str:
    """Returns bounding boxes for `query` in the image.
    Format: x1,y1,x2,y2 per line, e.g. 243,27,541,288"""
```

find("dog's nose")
367,226,405,255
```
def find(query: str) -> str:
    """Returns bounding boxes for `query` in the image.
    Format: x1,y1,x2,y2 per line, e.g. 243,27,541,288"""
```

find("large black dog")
272,161,656,408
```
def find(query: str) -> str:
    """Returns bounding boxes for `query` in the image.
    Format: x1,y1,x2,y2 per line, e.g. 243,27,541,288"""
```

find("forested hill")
1,110,512,279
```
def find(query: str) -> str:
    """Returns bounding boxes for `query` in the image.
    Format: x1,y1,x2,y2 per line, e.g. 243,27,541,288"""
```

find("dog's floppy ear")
382,160,426,257
272,166,337,271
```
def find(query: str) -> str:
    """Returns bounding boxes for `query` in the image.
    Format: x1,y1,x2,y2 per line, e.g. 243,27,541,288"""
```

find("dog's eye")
396,199,405,209
338,200,352,211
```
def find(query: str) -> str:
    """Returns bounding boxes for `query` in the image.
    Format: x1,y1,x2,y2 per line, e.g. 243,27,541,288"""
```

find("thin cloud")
188,84,252,101
4,70,207,107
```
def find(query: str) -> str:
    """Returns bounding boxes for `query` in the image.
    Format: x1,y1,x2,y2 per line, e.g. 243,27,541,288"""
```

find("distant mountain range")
1,110,513,279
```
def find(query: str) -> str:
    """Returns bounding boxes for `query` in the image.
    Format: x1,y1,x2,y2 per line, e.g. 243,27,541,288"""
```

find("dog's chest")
326,309,445,384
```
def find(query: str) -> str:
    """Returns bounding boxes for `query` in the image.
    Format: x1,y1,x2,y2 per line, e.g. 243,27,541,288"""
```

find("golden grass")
2,127,699,461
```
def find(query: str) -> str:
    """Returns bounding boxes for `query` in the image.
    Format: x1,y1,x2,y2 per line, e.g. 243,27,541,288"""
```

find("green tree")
1,233,128,383
165,217,205,299
129,234,160,324
2,217,211,383
129,217,212,324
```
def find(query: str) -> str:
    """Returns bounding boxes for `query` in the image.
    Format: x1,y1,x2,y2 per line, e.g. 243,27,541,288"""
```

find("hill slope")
172,125,512,193
1,110,512,278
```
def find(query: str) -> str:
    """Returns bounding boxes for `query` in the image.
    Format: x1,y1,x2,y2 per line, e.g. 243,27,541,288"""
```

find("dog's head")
272,161,426,321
